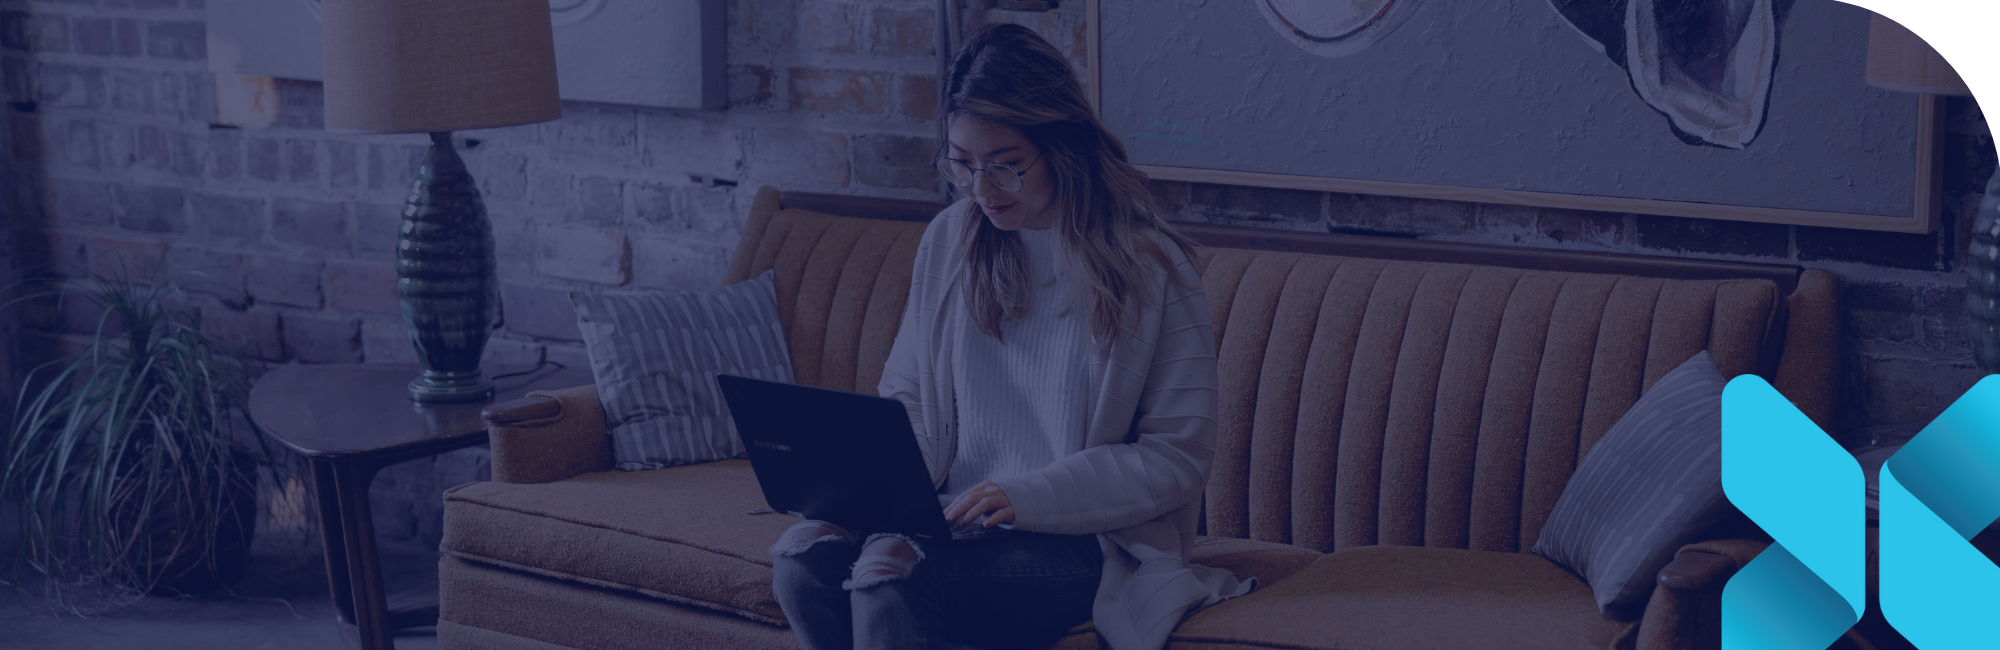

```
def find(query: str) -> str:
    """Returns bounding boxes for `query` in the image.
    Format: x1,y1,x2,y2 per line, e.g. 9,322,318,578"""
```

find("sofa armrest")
1656,551,1739,591
1628,538,1767,650
484,395,563,424
481,384,616,484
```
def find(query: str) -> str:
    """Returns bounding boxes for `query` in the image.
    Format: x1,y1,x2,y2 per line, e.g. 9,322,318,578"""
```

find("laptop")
716,374,954,542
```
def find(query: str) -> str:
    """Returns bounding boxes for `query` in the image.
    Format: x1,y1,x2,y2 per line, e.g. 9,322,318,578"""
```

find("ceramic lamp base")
397,131,502,404
1968,168,2000,374
408,369,495,403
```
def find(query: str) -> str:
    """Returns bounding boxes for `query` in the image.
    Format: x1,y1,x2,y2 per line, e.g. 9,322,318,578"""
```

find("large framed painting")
1090,0,1942,233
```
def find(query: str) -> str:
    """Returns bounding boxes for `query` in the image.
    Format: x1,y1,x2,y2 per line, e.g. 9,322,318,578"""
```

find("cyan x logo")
1722,375,2000,649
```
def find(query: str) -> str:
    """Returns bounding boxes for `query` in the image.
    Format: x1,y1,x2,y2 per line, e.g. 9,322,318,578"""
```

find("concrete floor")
0,543,443,650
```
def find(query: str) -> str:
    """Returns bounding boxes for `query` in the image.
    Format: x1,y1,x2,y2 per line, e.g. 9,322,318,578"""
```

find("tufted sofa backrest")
1199,250,1787,554
723,188,1840,555
722,193,931,395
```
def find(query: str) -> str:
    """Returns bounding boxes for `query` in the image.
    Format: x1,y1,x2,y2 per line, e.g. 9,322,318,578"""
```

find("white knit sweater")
879,200,1251,650
942,225,1094,501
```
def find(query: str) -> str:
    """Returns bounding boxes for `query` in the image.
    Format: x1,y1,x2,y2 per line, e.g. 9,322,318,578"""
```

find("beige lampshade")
322,0,561,134
1866,12,1970,96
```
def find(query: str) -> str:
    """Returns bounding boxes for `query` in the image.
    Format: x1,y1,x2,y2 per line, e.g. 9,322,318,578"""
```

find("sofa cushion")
1051,537,1323,649
1187,536,1324,586
446,455,1327,646
1168,545,1630,649
442,460,796,626
440,554,799,650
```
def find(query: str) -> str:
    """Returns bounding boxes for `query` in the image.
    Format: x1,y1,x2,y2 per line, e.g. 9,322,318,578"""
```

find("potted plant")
3,271,269,605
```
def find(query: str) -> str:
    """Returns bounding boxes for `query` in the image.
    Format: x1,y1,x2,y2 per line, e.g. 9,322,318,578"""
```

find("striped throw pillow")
569,271,794,471
1531,350,1736,620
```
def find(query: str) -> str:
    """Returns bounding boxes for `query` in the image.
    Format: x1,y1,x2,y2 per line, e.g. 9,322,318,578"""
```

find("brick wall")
0,0,1992,554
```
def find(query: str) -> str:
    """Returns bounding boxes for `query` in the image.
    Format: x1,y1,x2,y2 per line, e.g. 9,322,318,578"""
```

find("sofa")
436,186,1840,649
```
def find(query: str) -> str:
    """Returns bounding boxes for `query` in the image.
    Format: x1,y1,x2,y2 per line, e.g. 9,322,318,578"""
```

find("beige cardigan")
877,200,1251,650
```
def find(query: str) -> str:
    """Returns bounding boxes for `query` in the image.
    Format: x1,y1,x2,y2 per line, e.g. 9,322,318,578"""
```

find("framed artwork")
1089,0,1942,233
207,0,725,110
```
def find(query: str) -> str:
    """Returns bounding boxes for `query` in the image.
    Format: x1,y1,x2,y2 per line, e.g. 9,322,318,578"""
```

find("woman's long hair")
943,23,1199,343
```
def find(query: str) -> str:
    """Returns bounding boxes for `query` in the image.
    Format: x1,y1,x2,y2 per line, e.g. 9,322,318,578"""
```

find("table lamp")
1862,13,1997,374
321,0,561,402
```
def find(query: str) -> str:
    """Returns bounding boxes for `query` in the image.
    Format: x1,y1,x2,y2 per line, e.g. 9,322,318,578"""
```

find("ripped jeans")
768,520,1101,650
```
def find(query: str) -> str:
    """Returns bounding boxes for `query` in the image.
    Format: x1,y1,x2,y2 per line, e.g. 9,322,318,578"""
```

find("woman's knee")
770,521,859,602
842,533,925,590
768,520,855,559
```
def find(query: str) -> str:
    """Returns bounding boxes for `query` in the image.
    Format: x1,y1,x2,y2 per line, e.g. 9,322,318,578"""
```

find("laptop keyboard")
948,520,1013,541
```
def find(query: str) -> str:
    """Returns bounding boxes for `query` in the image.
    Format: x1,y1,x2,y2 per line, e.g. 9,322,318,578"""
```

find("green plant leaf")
3,270,276,607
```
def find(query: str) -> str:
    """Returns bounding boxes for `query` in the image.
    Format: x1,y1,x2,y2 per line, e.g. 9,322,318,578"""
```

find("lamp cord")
490,347,567,381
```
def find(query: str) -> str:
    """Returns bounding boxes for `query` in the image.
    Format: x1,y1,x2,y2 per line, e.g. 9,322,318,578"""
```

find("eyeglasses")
934,154,1042,193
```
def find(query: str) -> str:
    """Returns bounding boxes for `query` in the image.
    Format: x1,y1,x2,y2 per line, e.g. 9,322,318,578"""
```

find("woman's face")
946,116,1056,231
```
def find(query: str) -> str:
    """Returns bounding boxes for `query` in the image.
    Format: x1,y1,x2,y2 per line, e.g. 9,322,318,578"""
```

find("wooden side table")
248,363,591,650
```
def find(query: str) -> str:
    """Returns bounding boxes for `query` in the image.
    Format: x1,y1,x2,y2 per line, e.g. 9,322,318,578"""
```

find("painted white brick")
630,235,732,291
534,223,631,285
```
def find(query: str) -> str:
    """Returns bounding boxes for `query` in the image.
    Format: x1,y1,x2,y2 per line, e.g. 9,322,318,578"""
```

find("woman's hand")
943,481,1015,528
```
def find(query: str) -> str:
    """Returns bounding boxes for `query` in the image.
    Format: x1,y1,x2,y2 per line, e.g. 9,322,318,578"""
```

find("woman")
767,24,1250,650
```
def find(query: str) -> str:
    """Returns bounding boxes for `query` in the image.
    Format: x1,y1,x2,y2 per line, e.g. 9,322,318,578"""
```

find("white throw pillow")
1532,350,1739,620
569,270,794,470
